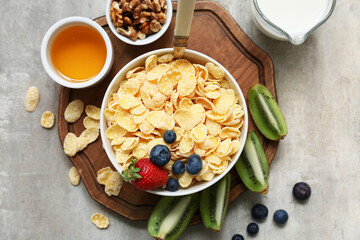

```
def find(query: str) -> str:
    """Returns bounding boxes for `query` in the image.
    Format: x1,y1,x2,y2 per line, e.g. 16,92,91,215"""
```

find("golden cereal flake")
91,213,109,229
64,100,84,123
85,105,101,120
25,86,39,112
40,111,55,128
79,128,99,144
68,166,80,186
63,133,77,157
83,116,100,129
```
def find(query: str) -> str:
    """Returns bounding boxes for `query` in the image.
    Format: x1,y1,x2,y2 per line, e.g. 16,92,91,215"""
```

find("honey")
51,25,107,82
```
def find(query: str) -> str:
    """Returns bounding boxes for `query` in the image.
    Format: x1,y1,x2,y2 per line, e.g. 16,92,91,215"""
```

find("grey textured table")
1,0,359,239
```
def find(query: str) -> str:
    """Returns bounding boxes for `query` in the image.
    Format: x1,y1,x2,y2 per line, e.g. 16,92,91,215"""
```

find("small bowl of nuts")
106,0,172,45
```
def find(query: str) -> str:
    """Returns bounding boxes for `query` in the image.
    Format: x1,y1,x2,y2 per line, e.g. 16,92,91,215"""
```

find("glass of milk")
251,0,336,45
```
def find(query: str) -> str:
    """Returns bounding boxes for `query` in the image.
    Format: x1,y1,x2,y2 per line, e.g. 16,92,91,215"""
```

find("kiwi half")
199,173,231,231
235,131,269,193
148,194,199,240
248,83,287,140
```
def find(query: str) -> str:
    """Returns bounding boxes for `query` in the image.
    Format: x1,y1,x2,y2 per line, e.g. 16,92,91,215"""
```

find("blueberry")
163,130,177,144
232,234,244,240
186,154,202,175
247,222,259,235
172,161,185,175
251,204,268,220
273,209,288,224
166,178,180,192
293,182,311,200
150,145,171,166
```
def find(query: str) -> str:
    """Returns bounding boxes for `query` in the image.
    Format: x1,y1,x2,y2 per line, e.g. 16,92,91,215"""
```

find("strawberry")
122,158,168,191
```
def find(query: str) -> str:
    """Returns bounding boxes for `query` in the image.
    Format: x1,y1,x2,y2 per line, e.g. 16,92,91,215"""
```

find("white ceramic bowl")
106,0,172,45
41,16,114,89
100,48,248,196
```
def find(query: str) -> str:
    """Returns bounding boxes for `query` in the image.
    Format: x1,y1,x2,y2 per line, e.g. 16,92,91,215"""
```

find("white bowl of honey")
41,16,114,89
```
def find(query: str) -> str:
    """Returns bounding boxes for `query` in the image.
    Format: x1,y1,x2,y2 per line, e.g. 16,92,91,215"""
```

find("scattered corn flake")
41,111,55,128
68,166,80,186
63,133,77,157
77,137,89,152
64,100,84,123
104,171,123,196
25,86,39,112
80,128,99,144
83,116,100,129
91,213,110,229
85,105,101,120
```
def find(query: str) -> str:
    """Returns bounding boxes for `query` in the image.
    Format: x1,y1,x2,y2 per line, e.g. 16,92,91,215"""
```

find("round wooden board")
58,1,278,225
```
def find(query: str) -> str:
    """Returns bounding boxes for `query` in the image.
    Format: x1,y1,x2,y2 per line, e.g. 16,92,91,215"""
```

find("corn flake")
91,213,110,229
25,86,39,112
64,100,84,123
146,111,175,130
63,133,77,157
114,110,138,132
80,128,99,144
41,111,55,128
157,53,174,63
106,124,127,139
85,105,101,120
83,116,100,129
69,166,80,186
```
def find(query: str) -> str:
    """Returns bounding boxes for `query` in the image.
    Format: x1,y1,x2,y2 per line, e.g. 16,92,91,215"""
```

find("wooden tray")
58,1,278,224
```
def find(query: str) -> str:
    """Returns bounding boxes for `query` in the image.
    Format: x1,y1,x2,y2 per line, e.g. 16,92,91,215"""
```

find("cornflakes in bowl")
100,48,248,196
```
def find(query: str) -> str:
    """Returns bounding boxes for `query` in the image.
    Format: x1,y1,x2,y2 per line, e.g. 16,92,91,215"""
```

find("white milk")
256,0,329,35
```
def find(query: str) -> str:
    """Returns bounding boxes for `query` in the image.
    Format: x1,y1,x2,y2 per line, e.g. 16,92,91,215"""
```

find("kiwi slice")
248,83,287,140
199,173,231,231
235,131,269,193
148,194,199,240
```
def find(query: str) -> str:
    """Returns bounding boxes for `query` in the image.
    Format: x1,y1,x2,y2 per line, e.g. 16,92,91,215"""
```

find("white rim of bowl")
105,0,173,46
100,48,249,196
41,16,114,89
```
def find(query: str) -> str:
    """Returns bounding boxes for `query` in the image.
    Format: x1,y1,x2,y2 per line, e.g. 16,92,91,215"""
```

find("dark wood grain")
58,1,278,224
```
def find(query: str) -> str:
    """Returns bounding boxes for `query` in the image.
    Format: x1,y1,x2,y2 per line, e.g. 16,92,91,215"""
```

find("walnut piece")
149,19,161,33
118,26,137,41
110,0,167,41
